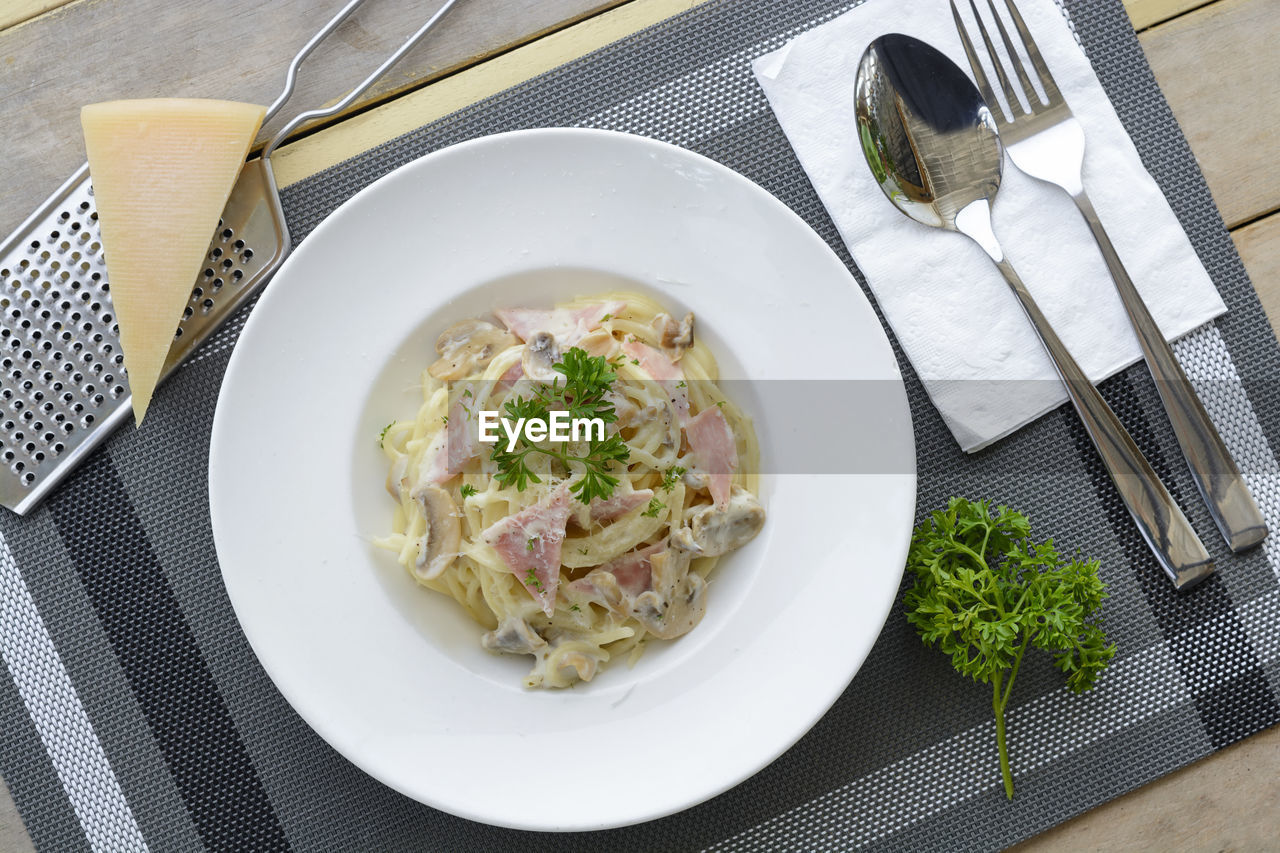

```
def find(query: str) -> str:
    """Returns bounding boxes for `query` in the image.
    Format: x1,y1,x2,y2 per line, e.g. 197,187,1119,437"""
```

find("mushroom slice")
428,319,517,381
482,616,546,655
410,484,461,580
521,331,561,381
631,548,706,639
671,486,765,557
653,311,695,361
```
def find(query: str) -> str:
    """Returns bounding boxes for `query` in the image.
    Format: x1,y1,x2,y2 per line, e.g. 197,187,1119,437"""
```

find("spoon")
854,33,1214,590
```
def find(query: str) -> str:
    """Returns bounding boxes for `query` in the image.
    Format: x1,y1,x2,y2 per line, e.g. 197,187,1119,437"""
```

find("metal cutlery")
951,0,1267,552
855,33,1214,589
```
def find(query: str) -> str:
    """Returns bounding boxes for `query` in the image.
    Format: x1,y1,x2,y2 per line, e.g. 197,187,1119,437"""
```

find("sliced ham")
482,485,573,616
588,488,653,524
686,406,737,510
567,540,666,609
420,392,479,484
622,340,689,424
496,300,625,348
602,541,665,597
499,361,524,386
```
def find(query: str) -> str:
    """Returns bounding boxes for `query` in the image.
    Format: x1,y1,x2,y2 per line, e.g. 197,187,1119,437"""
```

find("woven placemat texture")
3,0,1280,850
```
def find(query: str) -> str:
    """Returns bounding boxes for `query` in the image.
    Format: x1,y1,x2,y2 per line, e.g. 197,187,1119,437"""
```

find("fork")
951,0,1268,553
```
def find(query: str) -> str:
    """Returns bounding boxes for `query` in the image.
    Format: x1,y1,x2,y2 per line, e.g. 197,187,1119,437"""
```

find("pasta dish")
376,293,765,688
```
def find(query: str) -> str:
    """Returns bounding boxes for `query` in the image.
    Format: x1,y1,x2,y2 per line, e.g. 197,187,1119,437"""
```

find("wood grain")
0,0,74,32
1125,0,1215,30
1139,0,1280,228
0,776,35,853
1233,214,1280,336
0,0,626,239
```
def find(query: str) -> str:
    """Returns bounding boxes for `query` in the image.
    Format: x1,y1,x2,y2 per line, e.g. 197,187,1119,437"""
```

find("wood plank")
0,0,626,239
0,0,74,32
0,776,35,853
1125,0,1214,30
271,0,711,188
1139,0,1280,228
1234,213,1280,337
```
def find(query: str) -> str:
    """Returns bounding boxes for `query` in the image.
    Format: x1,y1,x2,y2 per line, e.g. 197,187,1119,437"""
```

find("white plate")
210,128,916,831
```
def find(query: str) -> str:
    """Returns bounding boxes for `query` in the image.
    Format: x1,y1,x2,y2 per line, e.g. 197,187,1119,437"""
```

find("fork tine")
965,0,1022,118
1000,0,1063,103
950,0,1002,115
984,0,1038,106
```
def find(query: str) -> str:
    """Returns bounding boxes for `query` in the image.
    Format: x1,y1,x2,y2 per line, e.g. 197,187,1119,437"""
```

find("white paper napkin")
752,0,1226,451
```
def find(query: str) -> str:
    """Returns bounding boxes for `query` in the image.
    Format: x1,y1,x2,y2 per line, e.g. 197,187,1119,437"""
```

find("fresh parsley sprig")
490,347,630,505
904,497,1115,800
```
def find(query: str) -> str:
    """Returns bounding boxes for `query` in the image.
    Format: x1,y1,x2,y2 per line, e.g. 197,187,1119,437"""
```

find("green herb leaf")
659,466,686,492
489,348,630,505
641,497,665,518
903,497,1114,800
379,422,394,447
459,483,478,498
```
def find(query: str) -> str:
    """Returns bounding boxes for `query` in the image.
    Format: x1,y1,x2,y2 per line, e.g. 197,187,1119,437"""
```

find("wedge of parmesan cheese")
81,98,266,424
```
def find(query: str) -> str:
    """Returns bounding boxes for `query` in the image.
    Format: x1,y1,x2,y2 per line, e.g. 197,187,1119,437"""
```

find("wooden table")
1,0,1277,849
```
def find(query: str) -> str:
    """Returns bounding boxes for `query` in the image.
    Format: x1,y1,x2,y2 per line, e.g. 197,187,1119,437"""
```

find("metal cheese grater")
0,0,460,514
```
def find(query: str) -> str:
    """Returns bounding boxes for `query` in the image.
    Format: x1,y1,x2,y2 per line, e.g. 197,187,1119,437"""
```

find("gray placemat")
3,0,1280,850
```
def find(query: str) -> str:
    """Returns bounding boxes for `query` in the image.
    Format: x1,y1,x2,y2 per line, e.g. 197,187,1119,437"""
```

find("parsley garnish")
459,483,477,498
378,422,393,447
569,603,581,612
441,414,448,425
490,348,631,505
526,536,539,552
904,498,1114,799
641,497,664,518
629,358,640,366
675,380,687,389
578,547,589,555
601,313,612,322
659,466,686,492
522,567,543,591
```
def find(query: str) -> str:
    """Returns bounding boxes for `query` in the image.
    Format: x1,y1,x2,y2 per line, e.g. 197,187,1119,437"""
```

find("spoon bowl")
855,34,1002,231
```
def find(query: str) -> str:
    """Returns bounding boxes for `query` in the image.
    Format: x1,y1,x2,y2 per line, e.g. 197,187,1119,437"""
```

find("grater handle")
262,0,463,160
263,0,370,125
